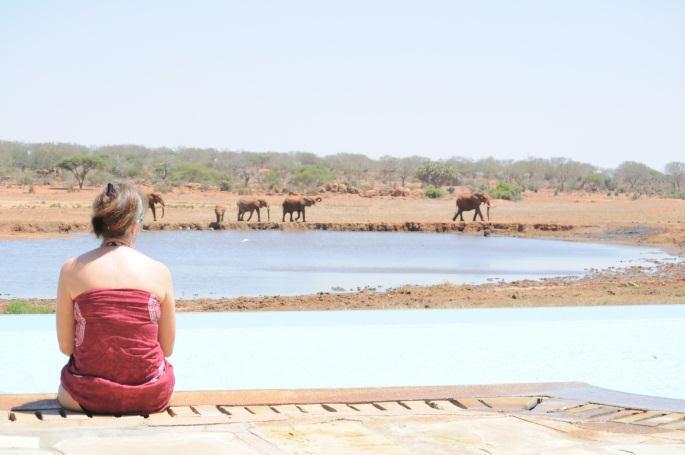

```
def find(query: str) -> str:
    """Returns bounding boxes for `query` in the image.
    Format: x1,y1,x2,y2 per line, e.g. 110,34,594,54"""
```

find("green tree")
416,161,460,187
57,155,106,189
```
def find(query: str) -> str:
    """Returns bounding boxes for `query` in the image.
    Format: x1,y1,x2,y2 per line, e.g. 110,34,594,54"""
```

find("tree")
665,162,685,192
397,156,426,187
379,156,398,184
416,161,460,187
614,161,661,194
57,155,106,189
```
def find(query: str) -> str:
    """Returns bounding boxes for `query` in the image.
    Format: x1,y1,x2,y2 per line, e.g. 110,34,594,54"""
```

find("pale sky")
1,1,683,170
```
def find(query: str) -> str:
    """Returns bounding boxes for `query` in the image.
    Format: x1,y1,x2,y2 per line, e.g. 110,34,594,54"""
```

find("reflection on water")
0,230,673,298
1,305,684,399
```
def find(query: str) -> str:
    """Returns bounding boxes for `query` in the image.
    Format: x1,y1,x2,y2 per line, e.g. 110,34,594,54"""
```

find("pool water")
1,305,683,399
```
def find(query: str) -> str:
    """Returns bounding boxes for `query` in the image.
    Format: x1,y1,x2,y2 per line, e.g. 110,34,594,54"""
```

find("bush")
288,165,335,191
236,184,252,195
447,186,455,194
4,299,53,314
154,182,173,193
169,161,221,185
424,186,446,198
219,180,233,192
489,182,522,201
671,192,685,200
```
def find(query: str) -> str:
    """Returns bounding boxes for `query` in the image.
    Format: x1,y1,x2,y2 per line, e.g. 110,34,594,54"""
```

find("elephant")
146,193,165,221
214,204,226,224
237,197,270,222
452,192,491,222
282,195,322,222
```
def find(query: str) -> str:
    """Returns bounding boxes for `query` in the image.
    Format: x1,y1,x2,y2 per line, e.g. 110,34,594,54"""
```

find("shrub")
236,184,252,195
671,192,685,200
289,165,335,191
169,161,221,185
154,182,173,193
219,180,233,192
4,299,53,314
424,186,446,198
489,182,522,201
447,186,455,194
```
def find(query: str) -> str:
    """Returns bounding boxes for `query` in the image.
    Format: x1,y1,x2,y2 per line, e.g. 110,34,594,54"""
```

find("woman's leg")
57,385,83,411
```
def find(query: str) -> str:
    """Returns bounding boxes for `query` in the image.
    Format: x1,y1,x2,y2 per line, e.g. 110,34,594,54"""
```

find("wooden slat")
566,404,603,414
662,418,685,430
480,397,541,411
373,401,414,413
572,406,624,420
455,398,492,410
192,405,226,417
531,399,585,414
271,404,305,415
297,404,334,415
590,408,641,421
217,406,255,418
427,400,464,412
245,405,279,415
635,413,685,427
614,411,665,424
400,400,445,413
168,406,199,418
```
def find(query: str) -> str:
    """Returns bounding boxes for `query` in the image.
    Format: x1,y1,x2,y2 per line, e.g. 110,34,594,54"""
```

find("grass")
3,299,53,314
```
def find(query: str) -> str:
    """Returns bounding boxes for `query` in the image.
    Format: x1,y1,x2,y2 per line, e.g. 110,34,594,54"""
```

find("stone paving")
2,383,685,454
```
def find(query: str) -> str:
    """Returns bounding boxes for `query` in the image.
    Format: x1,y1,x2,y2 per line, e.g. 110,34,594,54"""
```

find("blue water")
1,305,683,399
0,231,672,299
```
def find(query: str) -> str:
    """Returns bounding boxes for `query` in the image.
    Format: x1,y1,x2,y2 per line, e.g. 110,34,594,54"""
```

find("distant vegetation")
1,140,684,199
3,299,53,314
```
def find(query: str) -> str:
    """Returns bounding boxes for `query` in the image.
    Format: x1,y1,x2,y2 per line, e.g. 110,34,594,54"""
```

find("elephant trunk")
267,205,270,221
161,202,165,219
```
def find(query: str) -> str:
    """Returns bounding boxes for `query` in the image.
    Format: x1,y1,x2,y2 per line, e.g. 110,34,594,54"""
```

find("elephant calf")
282,195,322,222
452,192,491,222
214,204,226,224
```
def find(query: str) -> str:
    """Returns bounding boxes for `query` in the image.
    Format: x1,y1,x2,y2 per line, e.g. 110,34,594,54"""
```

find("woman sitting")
56,182,175,414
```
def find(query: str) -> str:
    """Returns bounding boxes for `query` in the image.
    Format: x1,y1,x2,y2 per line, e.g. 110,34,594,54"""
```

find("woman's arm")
55,259,75,356
158,266,176,357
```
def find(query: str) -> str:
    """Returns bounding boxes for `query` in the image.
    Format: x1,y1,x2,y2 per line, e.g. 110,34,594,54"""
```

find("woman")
56,182,175,414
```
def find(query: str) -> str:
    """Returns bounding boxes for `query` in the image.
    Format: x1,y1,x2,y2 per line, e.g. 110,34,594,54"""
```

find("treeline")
0,140,683,199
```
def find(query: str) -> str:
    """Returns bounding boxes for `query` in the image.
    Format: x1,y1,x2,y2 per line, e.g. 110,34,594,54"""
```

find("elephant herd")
214,194,323,224
145,191,493,224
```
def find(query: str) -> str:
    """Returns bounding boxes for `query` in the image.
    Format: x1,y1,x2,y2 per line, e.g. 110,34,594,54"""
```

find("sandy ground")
0,184,684,313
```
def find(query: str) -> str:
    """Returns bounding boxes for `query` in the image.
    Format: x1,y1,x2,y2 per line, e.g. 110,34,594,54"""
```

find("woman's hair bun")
92,181,143,238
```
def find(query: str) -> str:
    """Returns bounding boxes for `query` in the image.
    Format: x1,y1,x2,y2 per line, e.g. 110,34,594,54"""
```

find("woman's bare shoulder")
129,249,172,278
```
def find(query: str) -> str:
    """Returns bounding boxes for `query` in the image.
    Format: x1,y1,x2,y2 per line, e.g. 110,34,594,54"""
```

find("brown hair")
92,182,144,238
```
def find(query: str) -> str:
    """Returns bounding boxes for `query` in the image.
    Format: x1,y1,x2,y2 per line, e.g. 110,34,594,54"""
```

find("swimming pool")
1,305,683,399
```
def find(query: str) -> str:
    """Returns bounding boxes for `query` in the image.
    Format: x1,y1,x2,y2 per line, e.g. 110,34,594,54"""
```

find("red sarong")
60,289,175,414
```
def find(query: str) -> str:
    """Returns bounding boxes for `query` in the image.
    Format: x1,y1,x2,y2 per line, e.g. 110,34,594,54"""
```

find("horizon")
1,1,683,170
